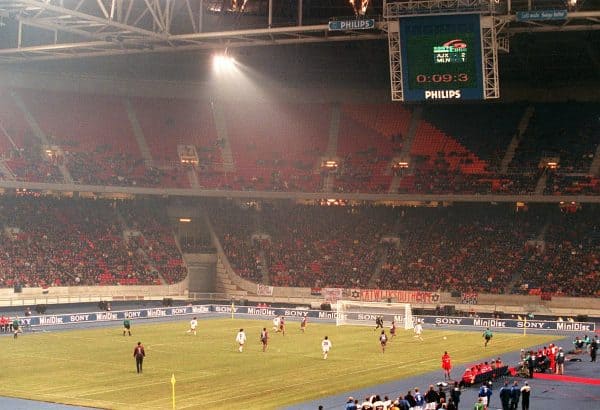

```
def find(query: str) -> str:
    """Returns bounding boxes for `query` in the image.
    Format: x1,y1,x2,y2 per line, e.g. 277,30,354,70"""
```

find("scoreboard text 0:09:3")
415,73,470,84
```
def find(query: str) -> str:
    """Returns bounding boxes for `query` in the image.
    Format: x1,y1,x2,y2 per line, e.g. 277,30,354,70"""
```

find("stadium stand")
130,96,220,188
341,103,411,141
206,201,265,282
511,207,600,297
119,200,188,284
0,192,597,297
19,89,150,186
509,103,600,173
333,105,408,193
207,200,599,296
222,102,329,192
421,103,525,170
1,88,599,197
0,196,184,287
258,203,387,287
374,205,545,294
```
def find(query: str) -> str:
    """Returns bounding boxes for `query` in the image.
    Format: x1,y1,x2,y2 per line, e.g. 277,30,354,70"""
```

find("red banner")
359,289,441,304
322,288,343,303
461,292,478,304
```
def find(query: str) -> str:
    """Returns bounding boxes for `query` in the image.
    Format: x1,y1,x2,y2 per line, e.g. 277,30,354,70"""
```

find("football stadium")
0,1,599,409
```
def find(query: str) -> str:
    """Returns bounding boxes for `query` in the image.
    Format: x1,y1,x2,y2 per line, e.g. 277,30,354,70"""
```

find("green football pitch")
0,318,557,409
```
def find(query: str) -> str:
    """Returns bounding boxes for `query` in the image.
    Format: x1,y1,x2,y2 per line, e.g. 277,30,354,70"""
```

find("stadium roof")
0,1,598,87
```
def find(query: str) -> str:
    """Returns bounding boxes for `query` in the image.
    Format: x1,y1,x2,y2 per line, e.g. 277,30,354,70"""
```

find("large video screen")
400,14,484,101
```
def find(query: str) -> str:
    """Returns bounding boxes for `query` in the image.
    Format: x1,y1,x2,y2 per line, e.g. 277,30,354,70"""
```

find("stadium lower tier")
2,196,597,299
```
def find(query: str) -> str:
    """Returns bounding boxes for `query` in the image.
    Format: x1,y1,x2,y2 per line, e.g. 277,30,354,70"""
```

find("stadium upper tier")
0,88,598,195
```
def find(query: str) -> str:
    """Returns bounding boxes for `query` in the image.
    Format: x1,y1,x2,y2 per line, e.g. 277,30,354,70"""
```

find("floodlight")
213,53,235,72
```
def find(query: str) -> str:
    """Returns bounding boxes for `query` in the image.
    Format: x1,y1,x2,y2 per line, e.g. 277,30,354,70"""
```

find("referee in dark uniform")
133,342,145,373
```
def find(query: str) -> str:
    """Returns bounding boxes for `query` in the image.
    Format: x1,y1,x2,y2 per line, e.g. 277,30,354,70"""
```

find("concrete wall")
0,282,187,307
185,253,217,293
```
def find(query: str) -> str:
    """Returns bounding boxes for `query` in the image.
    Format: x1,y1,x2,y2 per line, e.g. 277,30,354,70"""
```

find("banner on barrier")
25,306,595,333
360,289,441,304
343,288,362,299
423,316,595,332
322,288,343,302
461,292,478,305
29,305,209,326
256,284,274,296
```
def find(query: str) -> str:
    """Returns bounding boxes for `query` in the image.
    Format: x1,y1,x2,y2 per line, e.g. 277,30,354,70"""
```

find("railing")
385,0,499,18
1,179,600,203
0,294,184,308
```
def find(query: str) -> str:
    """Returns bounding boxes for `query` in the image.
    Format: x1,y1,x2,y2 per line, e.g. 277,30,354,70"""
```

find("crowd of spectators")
376,205,544,294
338,351,547,410
4,147,63,183
259,204,389,287
180,235,214,253
207,201,394,287
340,384,461,409
511,207,600,297
544,173,600,195
206,201,265,282
208,200,599,297
119,200,187,284
0,194,598,297
0,196,186,288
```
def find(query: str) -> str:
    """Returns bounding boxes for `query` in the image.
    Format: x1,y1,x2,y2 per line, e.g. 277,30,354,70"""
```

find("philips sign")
425,90,462,100
328,19,375,31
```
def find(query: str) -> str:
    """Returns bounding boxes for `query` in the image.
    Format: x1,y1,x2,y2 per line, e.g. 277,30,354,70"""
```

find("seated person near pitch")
460,359,509,387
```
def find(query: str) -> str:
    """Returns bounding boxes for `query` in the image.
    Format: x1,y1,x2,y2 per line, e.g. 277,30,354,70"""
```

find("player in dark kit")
133,342,145,373
483,327,493,347
379,330,388,353
123,318,132,336
260,327,269,352
374,316,384,331
12,317,21,339
390,320,396,338
279,316,286,336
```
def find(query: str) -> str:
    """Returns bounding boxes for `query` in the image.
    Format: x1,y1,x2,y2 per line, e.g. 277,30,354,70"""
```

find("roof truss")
0,0,598,63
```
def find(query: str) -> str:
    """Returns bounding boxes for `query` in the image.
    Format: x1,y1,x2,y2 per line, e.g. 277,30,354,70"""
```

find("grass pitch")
0,318,558,409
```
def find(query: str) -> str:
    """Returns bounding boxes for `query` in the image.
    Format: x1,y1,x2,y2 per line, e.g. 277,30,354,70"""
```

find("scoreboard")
399,14,484,101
